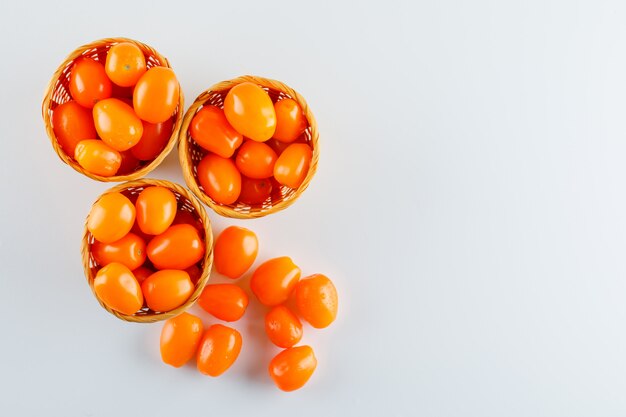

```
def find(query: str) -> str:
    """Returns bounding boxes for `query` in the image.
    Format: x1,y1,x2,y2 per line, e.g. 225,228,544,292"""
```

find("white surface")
2,0,626,415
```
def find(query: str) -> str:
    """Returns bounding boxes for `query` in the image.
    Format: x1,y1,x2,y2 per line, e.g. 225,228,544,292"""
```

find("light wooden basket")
81,179,213,323
179,75,319,219
42,37,184,182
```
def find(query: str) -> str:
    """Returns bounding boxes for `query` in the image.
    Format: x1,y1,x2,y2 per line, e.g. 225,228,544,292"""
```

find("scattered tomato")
51,100,97,156
273,98,307,143
235,140,277,179
238,177,273,205
197,324,242,377
132,266,153,284
190,105,243,158
160,312,204,368
197,153,241,205
265,305,303,348
135,186,177,235
142,269,193,312
147,224,205,270
273,143,312,188
295,274,338,328
87,192,135,244
92,232,146,270
69,57,112,108
223,82,276,142
93,98,143,151
250,257,301,306
198,284,249,322
133,67,179,123
214,226,258,279
105,42,147,87
75,139,121,177
130,118,173,160
269,346,317,391
93,262,143,315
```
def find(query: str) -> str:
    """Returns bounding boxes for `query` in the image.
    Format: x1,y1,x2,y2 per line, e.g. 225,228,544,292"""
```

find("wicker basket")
42,37,184,182
81,179,213,323
179,75,319,219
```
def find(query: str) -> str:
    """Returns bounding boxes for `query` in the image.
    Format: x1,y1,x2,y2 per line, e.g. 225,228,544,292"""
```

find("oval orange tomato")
142,269,193,312
295,274,338,328
147,224,205,270
75,139,121,177
214,226,258,279
265,305,302,348
235,141,277,179
93,262,143,315
51,100,97,156
135,186,177,235
91,232,146,270
130,118,173,160
273,143,312,188
93,98,144,151
197,324,242,377
269,346,317,391
198,284,248,322
69,57,112,108
273,98,307,143
238,177,273,205
87,192,135,244
160,312,204,368
105,42,147,87
223,82,276,142
190,105,243,158
250,257,301,306
133,67,179,123
197,153,241,205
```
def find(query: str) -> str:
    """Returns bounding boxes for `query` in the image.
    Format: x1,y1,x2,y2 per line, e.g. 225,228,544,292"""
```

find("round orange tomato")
190,105,243,158
197,153,241,205
142,269,193,312
92,232,146,270
87,192,135,243
269,346,317,391
105,42,147,87
295,274,338,328
250,257,301,306
273,98,307,143
147,224,205,270
197,324,242,377
198,284,248,322
214,226,258,279
133,67,179,123
223,82,276,142
273,143,312,188
135,186,177,235
160,312,204,368
93,98,143,151
130,118,173,160
235,141,277,179
93,262,143,315
117,150,140,175
75,139,121,177
132,266,153,284
238,177,273,205
265,305,303,348
51,100,97,156
69,57,112,108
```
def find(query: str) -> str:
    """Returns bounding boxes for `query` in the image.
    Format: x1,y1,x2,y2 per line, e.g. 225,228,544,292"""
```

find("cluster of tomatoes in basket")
87,186,205,315
52,42,179,177
190,82,313,205
159,226,338,391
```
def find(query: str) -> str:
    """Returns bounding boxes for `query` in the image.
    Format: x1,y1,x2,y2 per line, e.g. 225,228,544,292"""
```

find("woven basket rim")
81,178,213,323
42,37,184,182
178,75,320,219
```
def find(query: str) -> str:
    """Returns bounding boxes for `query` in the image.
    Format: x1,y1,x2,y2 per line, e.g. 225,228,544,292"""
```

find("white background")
1,0,626,415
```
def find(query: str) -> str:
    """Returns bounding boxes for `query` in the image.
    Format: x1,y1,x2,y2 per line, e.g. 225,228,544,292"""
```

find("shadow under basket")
179,75,320,219
81,179,213,323
42,37,184,182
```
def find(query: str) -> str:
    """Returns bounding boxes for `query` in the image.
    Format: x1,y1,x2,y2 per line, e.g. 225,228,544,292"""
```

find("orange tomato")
105,42,147,87
223,82,276,142
160,312,204,368
135,186,177,235
197,324,242,377
266,138,292,156
214,226,258,279
190,105,243,158
250,257,301,306
133,67,179,123
93,262,143,316
265,305,303,348
75,139,121,177
273,98,307,143
147,224,205,270
198,284,249,322
142,269,193,312
93,98,143,151
235,141,277,179
197,154,241,205
69,57,112,108
172,210,203,233
117,150,140,175
295,274,338,328
51,100,97,156
269,346,317,391
132,266,153,284
87,192,135,244
238,177,273,205
185,264,202,285
273,143,312,188
130,118,174,160
91,232,146,270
